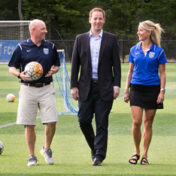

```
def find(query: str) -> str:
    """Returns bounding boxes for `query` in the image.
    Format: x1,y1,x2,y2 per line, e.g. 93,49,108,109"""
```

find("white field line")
0,122,16,129
0,116,41,129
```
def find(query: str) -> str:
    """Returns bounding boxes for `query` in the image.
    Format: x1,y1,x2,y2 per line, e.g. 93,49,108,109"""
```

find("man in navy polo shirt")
8,19,60,166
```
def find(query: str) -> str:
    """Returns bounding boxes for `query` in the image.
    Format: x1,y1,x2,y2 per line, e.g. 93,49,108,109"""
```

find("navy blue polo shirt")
129,42,167,85
8,38,60,83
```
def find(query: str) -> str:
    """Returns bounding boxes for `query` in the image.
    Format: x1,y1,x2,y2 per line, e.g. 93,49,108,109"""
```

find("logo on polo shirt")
135,52,140,55
43,48,49,55
149,52,155,58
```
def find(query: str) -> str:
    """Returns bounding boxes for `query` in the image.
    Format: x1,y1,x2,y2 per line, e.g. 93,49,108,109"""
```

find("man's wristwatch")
17,73,21,79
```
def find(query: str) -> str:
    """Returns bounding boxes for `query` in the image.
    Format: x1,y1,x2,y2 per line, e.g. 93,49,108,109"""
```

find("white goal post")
0,20,31,40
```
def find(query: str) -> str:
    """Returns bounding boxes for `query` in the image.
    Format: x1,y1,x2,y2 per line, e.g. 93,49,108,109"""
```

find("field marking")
0,122,16,129
0,116,41,129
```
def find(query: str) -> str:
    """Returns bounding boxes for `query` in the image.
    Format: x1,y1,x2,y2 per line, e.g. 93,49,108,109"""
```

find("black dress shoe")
92,157,102,166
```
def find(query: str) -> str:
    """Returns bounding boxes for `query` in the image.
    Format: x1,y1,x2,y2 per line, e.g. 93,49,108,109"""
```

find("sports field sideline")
0,63,176,176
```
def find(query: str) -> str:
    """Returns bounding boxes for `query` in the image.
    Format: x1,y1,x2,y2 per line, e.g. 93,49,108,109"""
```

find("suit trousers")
78,82,113,160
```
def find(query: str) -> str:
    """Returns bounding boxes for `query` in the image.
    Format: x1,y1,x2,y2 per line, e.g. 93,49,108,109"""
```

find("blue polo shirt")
129,42,167,85
8,38,60,83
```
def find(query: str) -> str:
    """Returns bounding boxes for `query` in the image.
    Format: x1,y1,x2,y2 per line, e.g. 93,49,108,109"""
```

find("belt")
22,82,50,87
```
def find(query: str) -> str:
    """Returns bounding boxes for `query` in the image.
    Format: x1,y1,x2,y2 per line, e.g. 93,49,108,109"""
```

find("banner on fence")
0,40,20,62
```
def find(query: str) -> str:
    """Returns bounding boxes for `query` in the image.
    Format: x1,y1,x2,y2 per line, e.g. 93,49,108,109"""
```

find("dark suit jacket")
71,31,121,102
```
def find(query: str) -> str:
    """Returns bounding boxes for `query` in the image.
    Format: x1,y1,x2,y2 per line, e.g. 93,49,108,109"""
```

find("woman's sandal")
129,154,140,164
140,157,149,165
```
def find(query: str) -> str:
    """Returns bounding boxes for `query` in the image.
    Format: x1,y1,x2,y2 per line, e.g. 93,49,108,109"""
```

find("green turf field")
0,63,176,176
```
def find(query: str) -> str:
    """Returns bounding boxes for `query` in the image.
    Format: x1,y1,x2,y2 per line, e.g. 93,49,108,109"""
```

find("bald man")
8,19,60,166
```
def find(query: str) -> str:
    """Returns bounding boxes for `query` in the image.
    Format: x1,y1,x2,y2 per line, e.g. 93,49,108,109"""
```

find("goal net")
0,20,30,40
54,50,78,115
0,21,30,62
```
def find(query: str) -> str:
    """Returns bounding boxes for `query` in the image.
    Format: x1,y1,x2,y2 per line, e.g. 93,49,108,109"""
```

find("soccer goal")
54,49,78,115
0,20,30,62
0,20,30,40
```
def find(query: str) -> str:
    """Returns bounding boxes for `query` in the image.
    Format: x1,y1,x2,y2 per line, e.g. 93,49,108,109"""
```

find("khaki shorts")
17,84,58,125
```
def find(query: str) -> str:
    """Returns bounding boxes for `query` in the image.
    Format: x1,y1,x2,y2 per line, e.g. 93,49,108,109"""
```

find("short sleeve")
158,49,167,64
128,48,134,63
8,45,21,68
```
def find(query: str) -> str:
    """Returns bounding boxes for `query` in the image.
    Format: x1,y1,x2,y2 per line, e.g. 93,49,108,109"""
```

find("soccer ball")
0,141,4,155
6,93,15,102
24,61,43,81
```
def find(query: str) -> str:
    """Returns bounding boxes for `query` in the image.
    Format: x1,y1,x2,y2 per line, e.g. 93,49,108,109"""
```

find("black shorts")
130,84,163,109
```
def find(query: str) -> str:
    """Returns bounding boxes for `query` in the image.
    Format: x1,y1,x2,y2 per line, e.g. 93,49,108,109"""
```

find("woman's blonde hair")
139,20,164,46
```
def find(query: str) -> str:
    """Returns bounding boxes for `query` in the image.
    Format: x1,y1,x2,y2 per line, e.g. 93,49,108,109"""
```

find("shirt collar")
89,30,103,38
138,42,156,51
27,38,45,46
150,43,156,51
27,38,35,46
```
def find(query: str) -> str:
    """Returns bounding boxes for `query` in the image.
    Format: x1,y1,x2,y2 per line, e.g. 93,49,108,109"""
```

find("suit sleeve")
53,45,60,67
70,36,80,89
112,36,121,87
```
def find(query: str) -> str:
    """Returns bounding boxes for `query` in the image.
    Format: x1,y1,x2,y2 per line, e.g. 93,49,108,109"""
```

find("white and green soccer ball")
0,141,4,155
24,61,43,81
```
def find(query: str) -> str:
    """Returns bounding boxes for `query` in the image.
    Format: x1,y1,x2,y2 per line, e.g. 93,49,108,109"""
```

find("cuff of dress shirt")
113,86,120,89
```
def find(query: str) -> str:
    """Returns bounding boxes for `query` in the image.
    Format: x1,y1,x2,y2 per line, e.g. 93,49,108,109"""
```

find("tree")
22,0,91,39
0,0,19,20
1,0,174,39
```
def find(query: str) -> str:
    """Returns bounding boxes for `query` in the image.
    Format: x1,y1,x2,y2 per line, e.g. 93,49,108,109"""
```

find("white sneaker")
40,146,54,165
27,155,37,166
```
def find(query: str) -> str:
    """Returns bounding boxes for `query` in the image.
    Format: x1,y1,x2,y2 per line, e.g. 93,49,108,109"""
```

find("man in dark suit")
71,7,121,166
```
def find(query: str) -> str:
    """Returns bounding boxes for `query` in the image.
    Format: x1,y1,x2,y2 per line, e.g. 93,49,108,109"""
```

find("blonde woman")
124,20,167,165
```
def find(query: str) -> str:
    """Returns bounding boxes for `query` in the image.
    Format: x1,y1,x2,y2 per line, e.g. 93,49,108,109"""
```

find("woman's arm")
157,64,166,104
